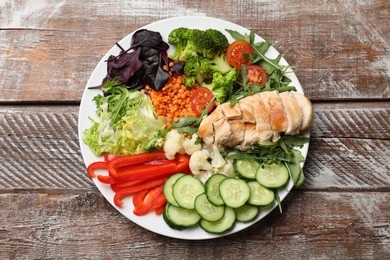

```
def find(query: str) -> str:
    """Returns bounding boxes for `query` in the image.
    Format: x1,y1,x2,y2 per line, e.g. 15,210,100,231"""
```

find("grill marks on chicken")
198,90,314,150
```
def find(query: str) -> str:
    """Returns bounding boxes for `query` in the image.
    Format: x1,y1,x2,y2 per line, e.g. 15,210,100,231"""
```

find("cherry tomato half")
190,87,215,117
226,40,254,70
246,65,268,86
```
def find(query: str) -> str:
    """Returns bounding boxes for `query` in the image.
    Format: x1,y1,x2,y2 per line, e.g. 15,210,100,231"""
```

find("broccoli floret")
183,55,214,85
168,27,190,59
168,28,197,61
183,53,233,87
192,29,229,59
210,53,232,74
191,30,218,59
169,28,230,61
203,69,239,103
205,29,229,54
224,68,240,83
183,76,196,87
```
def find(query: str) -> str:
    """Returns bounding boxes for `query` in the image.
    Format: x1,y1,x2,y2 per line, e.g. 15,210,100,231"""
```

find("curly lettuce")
83,81,165,156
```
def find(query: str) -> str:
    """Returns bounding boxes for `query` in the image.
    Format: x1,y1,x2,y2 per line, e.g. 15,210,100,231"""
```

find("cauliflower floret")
216,159,235,178
210,145,226,168
183,134,202,155
189,150,213,176
196,171,214,184
163,129,184,160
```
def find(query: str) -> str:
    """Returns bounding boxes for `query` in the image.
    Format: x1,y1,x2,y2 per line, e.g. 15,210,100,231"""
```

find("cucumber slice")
200,206,236,234
256,163,289,188
205,173,227,206
163,173,185,207
247,181,275,206
219,178,250,208
163,203,201,230
173,175,205,209
235,204,259,223
194,193,225,222
233,159,260,180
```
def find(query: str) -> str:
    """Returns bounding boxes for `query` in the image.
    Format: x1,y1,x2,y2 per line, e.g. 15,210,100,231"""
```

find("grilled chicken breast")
197,90,314,150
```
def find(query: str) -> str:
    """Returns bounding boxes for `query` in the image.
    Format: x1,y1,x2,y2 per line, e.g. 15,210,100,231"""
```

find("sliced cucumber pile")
162,161,290,234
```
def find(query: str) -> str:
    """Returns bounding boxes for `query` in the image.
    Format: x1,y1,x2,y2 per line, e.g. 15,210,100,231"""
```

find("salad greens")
83,79,165,156
225,135,309,187
90,29,170,91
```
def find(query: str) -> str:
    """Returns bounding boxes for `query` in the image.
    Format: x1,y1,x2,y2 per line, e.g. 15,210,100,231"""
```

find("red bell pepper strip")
144,159,173,165
97,175,112,184
113,178,168,207
132,190,149,211
110,154,190,183
133,185,164,216
97,160,175,184
110,179,145,193
108,151,167,177
154,204,165,215
104,154,123,161
148,192,167,214
109,162,178,183
87,161,107,178
114,160,174,176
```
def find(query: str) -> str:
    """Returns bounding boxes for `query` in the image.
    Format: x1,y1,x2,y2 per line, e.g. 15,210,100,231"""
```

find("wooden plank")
0,104,389,191
0,191,388,259
312,102,390,139
0,0,389,102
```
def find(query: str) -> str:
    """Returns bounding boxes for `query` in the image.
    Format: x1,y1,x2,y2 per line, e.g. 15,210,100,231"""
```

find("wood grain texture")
1,1,389,257
0,191,388,259
0,0,389,102
1,104,389,191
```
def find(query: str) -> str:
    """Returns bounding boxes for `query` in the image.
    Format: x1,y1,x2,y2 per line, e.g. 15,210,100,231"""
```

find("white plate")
78,16,310,240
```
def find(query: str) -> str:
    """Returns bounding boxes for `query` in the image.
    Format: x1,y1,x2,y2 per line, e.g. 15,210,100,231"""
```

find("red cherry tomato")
190,87,215,117
246,65,268,86
226,40,254,70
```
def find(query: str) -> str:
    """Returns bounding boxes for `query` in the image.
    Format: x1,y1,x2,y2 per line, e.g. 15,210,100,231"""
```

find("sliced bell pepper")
86,161,107,178
113,178,168,207
108,151,167,177
148,192,167,214
132,190,149,212
109,162,178,183
154,204,165,215
110,179,145,192
133,185,165,216
108,154,190,183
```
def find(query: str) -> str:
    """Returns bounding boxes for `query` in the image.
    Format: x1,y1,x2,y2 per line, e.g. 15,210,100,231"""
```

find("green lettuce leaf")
83,81,164,156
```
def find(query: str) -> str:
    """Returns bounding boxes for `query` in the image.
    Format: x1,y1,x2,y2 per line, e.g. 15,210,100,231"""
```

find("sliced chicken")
290,91,314,131
279,92,303,135
220,102,242,120
238,123,259,150
238,98,256,123
249,95,273,142
213,118,233,145
198,90,314,150
259,91,288,133
228,120,245,146
198,105,224,146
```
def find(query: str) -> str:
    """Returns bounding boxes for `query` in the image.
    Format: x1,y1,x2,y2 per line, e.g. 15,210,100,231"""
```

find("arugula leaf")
225,29,249,41
274,191,283,214
229,65,261,105
226,135,309,170
170,98,216,134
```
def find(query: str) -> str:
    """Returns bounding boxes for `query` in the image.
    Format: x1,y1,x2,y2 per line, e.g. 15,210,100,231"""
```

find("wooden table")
1,0,389,258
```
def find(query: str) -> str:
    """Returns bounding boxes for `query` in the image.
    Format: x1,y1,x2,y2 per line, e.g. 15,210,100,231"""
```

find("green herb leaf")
225,29,246,41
